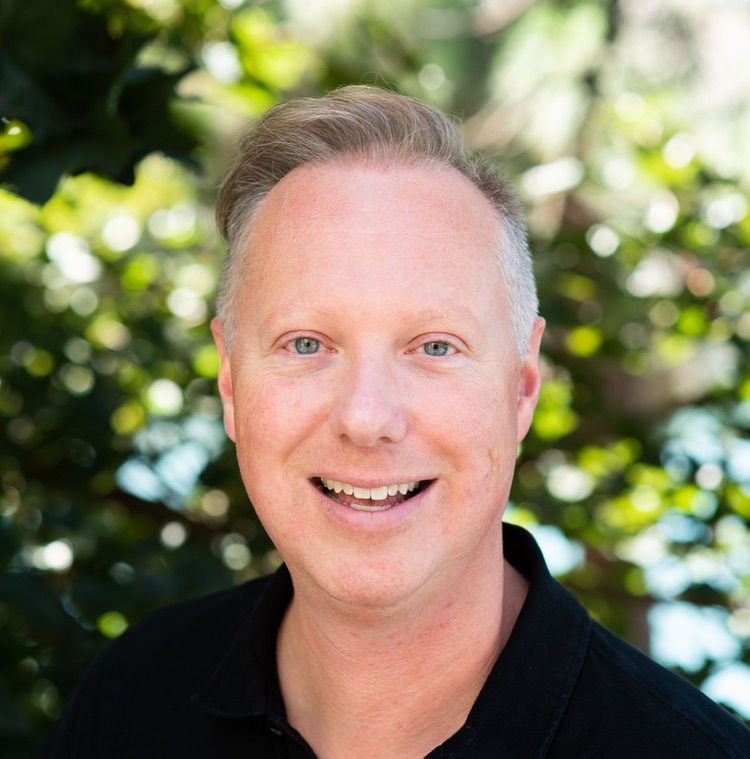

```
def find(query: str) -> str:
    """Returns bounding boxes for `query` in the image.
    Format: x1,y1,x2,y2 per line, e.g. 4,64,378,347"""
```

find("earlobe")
516,317,545,444
211,317,237,442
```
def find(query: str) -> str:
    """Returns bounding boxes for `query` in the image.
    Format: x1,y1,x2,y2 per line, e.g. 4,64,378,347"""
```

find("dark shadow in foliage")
0,0,199,204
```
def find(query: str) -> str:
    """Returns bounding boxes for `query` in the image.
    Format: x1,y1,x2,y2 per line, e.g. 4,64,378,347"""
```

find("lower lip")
314,481,432,530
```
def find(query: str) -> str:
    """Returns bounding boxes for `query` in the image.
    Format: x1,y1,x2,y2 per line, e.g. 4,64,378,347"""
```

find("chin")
295,552,439,613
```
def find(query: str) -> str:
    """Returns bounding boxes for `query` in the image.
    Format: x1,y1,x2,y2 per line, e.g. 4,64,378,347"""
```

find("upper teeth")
321,479,419,501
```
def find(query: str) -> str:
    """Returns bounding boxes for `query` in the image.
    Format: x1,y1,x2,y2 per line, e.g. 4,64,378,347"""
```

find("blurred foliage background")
2,0,750,755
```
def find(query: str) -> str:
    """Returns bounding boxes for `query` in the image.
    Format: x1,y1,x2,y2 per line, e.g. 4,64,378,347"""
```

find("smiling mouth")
314,478,428,512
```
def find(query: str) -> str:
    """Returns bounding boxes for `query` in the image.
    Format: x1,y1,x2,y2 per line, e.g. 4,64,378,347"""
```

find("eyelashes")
280,334,462,358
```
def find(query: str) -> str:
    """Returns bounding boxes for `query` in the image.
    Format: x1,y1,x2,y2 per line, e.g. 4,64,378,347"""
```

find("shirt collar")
429,523,591,756
192,564,293,719
194,522,591,756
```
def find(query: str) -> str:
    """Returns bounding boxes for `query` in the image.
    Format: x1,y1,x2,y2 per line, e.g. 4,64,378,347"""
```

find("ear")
211,317,236,442
516,317,545,444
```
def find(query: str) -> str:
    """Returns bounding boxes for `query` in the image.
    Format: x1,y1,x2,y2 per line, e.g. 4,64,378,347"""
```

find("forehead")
236,161,508,325
260,158,491,222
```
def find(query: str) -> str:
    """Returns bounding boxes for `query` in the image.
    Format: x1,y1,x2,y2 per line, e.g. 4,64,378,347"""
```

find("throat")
277,577,505,759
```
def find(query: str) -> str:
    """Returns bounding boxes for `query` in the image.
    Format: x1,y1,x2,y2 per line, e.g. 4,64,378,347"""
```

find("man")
43,86,750,757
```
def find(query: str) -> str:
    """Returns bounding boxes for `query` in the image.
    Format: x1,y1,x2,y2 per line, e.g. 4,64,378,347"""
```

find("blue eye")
294,337,320,354
423,341,451,356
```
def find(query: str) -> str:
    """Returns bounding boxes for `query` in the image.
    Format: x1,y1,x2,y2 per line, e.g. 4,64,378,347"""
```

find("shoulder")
40,573,277,758
99,572,273,673
123,572,272,641
499,524,750,757
552,619,750,758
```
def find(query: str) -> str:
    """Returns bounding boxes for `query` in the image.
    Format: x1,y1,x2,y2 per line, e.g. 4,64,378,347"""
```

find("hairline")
216,157,536,358
214,87,538,357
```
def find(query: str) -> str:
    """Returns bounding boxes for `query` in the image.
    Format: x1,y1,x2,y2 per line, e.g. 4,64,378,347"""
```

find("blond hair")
215,85,538,354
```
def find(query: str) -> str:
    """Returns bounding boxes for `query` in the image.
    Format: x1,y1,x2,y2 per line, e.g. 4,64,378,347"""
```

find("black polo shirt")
42,523,750,758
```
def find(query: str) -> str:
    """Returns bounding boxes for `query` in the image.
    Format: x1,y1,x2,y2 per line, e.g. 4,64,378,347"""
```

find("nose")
328,354,407,446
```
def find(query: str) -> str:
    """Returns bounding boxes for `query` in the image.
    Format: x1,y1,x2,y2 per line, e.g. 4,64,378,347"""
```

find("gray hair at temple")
214,85,538,357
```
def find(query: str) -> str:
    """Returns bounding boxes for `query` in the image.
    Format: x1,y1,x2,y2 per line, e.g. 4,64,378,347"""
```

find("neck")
277,554,528,759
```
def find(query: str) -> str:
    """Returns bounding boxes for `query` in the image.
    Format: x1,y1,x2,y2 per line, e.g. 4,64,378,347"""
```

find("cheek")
442,374,519,437
438,379,520,481
233,375,329,461
231,382,316,533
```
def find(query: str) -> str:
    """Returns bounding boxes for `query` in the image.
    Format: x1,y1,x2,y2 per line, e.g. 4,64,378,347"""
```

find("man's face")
213,161,543,609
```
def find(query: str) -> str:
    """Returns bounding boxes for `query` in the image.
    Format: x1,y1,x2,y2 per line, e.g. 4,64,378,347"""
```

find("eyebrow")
259,303,489,337
403,306,487,333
